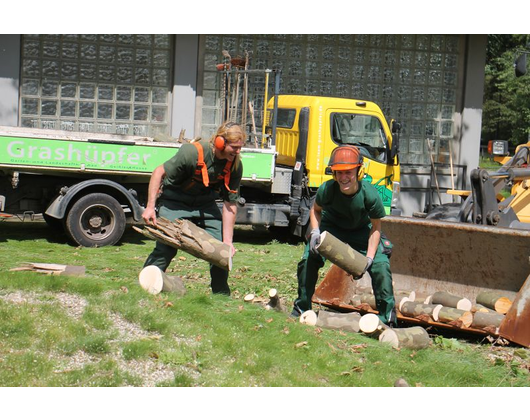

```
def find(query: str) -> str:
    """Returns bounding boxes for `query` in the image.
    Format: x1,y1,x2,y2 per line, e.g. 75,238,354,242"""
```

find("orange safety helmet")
328,145,365,180
328,145,363,171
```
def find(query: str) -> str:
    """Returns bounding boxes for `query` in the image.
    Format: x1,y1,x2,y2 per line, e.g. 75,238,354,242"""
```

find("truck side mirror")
515,53,527,77
389,120,401,162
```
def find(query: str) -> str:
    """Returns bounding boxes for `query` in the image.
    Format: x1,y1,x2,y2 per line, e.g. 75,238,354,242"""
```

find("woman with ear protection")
292,145,396,326
142,121,245,295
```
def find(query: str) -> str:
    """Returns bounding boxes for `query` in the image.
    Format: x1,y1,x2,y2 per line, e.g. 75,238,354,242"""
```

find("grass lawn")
0,219,529,392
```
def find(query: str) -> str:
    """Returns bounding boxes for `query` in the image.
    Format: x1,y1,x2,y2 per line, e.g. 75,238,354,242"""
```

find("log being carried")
134,217,232,271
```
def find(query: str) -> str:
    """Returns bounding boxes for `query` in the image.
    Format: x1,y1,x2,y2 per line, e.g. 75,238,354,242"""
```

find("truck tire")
65,193,126,247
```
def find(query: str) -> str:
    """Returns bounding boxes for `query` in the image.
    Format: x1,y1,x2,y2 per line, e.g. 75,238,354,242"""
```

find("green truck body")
0,126,279,247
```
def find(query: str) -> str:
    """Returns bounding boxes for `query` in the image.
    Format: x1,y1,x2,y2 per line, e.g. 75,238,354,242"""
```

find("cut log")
437,307,473,328
10,262,86,276
431,291,472,311
400,301,443,322
266,288,286,312
133,217,232,271
379,326,432,349
471,303,492,313
244,293,255,303
138,265,186,296
360,293,377,310
395,290,416,302
476,291,513,314
315,310,361,333
349,294,362,307
355,286,373,295
471,311,505,330
359,313,388,336
315,231,367,278
300,310,318,326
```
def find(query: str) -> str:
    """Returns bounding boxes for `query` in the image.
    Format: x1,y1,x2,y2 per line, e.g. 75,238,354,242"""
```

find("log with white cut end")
437,307,473,328
379,326,432,349
300,310,318,326
315,231,367,278
133,217,232,271
266,289,286,312
244,293,255,303
431,291,472,311
138,265,186,296
471,303,492,313
476,291,513,314
359,313,388,336
395,290,416,302
400,301,442,322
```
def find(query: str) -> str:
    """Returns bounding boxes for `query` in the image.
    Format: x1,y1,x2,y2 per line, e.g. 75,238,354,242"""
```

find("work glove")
309,228,321,256
354,257,373,280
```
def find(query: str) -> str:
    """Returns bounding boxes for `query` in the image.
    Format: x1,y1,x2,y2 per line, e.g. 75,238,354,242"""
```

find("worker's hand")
142,207,157,226
223,240,237,257
309,228,321,256
354,257,373,280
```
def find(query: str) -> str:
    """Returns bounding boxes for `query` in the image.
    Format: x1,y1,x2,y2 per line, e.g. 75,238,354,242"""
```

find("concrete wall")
0,35,21,126
395,34,487,216
170,35,199,138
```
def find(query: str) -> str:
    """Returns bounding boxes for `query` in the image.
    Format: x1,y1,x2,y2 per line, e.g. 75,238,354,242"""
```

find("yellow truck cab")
271,95,401,216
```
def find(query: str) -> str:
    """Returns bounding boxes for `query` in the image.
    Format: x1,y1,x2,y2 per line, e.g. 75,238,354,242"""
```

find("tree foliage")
482,34,530,147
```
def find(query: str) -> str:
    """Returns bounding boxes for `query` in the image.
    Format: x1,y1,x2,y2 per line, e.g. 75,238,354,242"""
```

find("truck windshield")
331,113,387,162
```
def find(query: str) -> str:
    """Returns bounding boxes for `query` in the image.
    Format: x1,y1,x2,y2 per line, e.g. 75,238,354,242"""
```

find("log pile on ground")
133,217,232,270
300,310,431,350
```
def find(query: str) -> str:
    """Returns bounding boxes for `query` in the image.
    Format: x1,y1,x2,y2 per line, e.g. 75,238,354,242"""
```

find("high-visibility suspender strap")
192,142,209,187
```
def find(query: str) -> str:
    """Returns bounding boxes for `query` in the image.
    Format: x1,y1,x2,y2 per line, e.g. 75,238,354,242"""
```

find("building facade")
0,34,487,215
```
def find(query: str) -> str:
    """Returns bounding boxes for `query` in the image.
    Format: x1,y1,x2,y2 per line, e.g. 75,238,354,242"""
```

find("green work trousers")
143,197,230,295
295,223,395,324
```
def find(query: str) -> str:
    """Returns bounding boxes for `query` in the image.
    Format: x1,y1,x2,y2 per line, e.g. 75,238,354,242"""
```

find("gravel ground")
0,290,190,386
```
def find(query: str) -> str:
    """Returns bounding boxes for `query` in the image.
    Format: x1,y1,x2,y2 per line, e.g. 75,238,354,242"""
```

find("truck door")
328,111,395,213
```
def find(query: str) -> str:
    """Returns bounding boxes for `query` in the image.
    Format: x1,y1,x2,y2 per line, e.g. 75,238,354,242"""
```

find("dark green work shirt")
316,179,386,231
161,140,243,204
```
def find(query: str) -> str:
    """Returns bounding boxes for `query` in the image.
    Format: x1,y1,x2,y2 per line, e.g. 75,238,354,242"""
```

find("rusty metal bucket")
313,216,530,347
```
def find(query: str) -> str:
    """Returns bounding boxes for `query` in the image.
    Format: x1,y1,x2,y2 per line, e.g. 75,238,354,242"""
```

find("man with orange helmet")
292,145,396,325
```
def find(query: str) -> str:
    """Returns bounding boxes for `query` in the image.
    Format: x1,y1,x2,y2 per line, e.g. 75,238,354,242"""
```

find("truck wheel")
65,193,126,247
43,213,64,232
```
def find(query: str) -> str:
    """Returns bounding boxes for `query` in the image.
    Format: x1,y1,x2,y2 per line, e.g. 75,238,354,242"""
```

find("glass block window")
19,34,173,137
201,34,461,164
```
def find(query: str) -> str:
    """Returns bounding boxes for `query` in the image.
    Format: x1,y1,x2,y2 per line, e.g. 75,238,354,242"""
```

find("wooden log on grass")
133,217,232,271
359,313,388,336
315,231,367,278
315,310,361,333
138,265,186,296
300,310,361,333
379,326,432,349
10,262,85,276
266,289,286,313
476,291,513,314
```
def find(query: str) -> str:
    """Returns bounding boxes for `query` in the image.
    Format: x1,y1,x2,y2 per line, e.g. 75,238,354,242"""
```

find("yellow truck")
237,94,401,237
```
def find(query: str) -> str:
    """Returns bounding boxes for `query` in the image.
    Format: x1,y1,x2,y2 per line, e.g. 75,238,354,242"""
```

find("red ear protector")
214,135,227,151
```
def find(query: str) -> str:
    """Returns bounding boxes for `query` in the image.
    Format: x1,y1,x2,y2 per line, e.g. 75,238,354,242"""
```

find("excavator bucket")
499,274,530,347
313,216,530,347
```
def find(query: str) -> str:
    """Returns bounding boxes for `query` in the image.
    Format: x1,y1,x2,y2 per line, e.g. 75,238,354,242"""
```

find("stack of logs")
300,284,515,349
